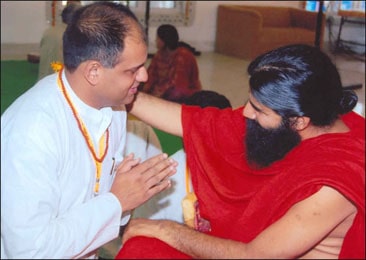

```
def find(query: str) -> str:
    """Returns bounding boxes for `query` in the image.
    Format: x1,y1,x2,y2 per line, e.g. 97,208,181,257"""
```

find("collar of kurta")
60,69,112,142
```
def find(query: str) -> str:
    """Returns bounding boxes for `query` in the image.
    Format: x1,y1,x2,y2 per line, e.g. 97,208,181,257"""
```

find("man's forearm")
156,220,248,259
129,92,183,137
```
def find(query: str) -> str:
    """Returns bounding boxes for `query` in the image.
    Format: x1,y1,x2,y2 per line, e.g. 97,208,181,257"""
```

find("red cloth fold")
116,107,365,259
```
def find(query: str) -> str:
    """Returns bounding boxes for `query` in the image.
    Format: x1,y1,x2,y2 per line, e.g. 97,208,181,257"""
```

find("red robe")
116,107,365,259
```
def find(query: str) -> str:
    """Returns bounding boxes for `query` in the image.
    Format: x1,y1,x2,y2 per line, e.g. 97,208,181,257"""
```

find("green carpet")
154,128,183,156
1,60,39,115
1,60,182,156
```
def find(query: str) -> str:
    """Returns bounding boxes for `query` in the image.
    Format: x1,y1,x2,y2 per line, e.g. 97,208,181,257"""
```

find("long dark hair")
157,24,179,50
247,44,357,126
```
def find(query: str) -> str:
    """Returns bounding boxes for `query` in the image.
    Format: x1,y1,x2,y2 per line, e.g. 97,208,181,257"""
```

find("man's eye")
127,69,137,75
131,67,141,74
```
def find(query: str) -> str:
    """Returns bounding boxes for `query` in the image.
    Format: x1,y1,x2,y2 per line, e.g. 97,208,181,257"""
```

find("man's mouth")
129,86,138,94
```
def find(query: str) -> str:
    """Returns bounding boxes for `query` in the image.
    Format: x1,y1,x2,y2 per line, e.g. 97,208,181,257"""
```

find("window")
122,1,195,26
48,1,195,27
85,1,194,26
304,1,365,13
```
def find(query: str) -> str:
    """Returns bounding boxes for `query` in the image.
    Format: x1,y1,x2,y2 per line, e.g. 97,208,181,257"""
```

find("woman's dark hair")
63,2,146,72
157,24,179,50
247,44,358,126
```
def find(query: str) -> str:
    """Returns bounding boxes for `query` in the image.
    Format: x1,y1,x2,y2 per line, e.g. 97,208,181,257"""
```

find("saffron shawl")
116,107,365,259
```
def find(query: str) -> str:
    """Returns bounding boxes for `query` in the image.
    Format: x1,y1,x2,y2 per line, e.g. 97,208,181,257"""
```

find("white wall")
1,1,48,44
1,1,302,53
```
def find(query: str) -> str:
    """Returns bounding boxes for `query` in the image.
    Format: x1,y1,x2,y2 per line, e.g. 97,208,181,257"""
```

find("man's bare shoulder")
299,210,356,258
295,186,357,259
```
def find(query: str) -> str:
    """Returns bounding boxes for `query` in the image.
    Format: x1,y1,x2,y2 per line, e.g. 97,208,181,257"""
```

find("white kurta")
1,71,130,259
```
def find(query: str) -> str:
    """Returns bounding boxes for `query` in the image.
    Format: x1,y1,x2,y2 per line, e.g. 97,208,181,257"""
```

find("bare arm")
128,91,183,137
122,186,356,258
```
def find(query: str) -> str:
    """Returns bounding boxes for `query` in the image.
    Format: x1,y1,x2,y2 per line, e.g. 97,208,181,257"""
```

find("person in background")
183,90,231,109
132,90,232,223
125,118,163,162
1,2,177,259
140,24,202,103
116,44,365,259
38,2,80,80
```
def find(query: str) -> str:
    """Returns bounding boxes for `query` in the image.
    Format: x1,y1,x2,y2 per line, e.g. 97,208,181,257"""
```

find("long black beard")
245,118,301,169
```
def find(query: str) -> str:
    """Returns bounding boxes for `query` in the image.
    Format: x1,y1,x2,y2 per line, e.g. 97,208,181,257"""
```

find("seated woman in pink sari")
141,24,202,103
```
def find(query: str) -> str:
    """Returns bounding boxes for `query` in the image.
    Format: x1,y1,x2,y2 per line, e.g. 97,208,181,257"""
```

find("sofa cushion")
257,27,315,56
260,27,315,43
232,6,291,27
215,5,324,59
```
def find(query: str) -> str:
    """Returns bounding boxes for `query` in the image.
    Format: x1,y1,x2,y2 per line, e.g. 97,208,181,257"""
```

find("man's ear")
291,116,311,131
84,61,101,85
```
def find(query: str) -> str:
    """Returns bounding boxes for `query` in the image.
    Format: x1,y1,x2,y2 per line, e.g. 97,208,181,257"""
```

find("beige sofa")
215,5,325,60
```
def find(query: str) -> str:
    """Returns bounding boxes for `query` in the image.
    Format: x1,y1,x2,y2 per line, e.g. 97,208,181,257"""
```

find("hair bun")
339,89,358,114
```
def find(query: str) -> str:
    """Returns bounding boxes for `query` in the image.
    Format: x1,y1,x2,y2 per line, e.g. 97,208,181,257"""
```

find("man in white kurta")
1,3,180,258
1,72,129,258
